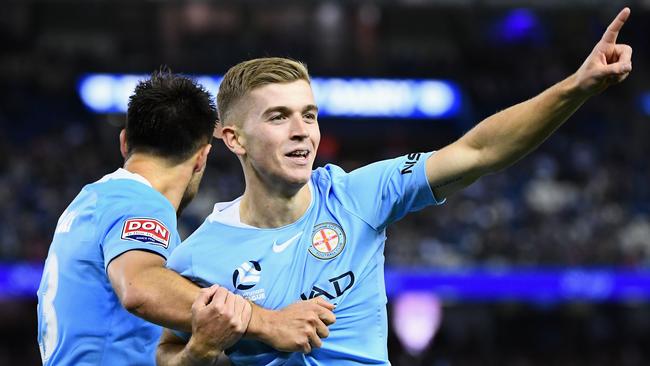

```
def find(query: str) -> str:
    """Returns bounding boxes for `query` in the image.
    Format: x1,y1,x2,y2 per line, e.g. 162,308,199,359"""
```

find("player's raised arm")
425,8,632,199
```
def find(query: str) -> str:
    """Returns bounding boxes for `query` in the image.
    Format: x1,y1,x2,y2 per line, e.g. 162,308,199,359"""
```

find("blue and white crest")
232,260,261,290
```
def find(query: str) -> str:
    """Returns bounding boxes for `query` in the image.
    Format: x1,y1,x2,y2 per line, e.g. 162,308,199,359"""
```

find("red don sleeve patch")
121,218,171,248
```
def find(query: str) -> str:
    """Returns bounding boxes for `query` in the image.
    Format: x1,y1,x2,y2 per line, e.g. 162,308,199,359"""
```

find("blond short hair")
217,57,310,124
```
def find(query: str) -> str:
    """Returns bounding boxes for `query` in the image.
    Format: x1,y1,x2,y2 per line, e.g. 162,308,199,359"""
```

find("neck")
123,154,191,212
239,178,312,228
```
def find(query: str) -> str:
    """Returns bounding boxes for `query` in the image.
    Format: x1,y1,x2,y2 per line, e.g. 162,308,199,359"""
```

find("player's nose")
289,115,309,139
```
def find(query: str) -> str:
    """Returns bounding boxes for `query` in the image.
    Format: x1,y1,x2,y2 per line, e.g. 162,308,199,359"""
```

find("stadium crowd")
2,2,648,267
2,106,650,268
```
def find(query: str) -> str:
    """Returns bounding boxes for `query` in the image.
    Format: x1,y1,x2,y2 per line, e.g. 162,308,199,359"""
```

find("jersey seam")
93,186,122,366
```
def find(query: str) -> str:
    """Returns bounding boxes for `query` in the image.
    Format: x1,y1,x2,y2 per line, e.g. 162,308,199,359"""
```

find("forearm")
244,304,272,343
464,73,590,173
157,338,219,366
157,342,196,366
125,266,199,332
125,263,271,338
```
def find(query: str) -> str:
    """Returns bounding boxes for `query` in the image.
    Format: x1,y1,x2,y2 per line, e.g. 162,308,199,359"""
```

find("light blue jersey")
168,152,442,365
37,169,181,365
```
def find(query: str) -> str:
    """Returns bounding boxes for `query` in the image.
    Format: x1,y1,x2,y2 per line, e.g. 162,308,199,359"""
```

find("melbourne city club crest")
309,222,346,260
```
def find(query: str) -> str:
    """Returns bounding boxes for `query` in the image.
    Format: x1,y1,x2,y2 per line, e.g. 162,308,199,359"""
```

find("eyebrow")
262,104,319,116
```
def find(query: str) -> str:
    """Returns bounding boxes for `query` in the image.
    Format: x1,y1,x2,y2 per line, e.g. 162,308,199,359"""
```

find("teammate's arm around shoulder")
157,285,251,366
425,8,632,200
107,250,200,331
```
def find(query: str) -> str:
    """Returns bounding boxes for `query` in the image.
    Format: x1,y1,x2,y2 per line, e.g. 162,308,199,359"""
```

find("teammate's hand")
253,297,336,354
186,285,252,362
575,7,632,96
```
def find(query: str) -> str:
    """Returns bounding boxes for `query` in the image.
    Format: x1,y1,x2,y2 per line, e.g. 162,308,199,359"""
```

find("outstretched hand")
575,7,633,96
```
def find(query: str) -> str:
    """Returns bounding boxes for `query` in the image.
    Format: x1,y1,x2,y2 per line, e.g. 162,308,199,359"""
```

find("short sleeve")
100,203,178,271
327,151,444,231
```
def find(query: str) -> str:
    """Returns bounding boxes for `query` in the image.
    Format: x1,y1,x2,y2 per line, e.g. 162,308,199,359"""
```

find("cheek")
247,136,279,164
256,140,278,158
253,131,283,153
311,129,321,149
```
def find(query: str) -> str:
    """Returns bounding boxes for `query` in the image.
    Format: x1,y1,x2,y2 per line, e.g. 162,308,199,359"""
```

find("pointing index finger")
601,7,630,44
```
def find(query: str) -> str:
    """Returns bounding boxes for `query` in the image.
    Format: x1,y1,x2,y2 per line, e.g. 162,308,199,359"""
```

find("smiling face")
223,80,320,192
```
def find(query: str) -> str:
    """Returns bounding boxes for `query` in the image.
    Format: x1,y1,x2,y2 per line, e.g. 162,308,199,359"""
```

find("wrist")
245,305,274,343
563,73,597,100
186,338,221,365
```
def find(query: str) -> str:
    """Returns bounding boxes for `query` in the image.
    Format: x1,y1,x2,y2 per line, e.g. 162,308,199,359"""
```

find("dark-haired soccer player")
158,8,633,365
36,70,335,365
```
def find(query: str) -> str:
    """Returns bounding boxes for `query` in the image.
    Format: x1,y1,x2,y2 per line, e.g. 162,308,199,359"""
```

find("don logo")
309,222,346,260
121,218,170,248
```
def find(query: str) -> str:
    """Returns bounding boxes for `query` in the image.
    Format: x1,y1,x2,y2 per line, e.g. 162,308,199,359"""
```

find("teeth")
289,150,308,157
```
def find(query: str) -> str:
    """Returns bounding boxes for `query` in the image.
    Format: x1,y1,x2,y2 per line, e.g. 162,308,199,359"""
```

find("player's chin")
283,168,312,187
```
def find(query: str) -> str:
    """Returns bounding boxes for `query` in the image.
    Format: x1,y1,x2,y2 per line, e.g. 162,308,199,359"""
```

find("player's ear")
119,129,128,159
194,144,212,173
221,123,246,156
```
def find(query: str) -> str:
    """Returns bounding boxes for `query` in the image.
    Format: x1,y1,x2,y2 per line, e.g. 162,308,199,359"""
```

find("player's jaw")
177,169,204,215
279,144,316,183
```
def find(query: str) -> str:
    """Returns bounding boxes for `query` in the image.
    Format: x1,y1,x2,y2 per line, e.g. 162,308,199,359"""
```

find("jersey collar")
97,168,153,188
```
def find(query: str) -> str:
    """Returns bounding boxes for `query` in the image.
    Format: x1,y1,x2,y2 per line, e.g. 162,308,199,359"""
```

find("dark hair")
126,68,217,163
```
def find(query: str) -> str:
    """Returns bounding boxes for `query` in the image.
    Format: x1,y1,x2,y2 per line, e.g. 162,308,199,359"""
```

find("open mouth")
285,149,310,163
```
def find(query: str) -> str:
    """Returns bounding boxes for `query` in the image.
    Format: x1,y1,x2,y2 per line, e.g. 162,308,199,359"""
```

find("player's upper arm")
97,189,179,272
328,152,442,231
107,249,166,312
426,137,488,199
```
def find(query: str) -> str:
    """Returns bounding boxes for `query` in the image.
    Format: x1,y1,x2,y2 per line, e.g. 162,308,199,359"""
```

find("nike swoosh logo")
272,231,303,253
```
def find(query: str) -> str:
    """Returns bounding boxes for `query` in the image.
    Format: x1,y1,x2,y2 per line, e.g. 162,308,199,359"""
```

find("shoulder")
311,163,349,187
166,237,194,275
177,208,236,252
91,179,177,234
93,178,163,201
91,173,170,209
168,214,239,277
